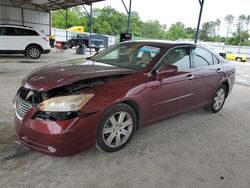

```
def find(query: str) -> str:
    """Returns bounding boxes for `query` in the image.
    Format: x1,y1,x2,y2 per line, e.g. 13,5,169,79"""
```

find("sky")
93,0,250,36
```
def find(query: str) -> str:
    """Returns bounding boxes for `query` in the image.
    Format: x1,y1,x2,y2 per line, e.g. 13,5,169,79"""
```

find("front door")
0,27,7,51
146,47,195,123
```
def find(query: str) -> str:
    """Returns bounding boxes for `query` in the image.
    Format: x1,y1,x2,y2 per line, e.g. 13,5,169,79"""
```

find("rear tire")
205,85,227,113
96,103,137,152
236,57,242,62
26,45,41,59
95,47,100,52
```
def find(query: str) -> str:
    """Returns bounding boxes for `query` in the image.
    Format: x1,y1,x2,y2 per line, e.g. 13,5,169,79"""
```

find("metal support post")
66,8,68,42
194,0,205,43
90,3,93,54
121,0,132,33
127,0,132,33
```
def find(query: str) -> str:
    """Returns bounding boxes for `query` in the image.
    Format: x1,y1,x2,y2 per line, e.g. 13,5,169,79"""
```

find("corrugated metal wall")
0,5,50,35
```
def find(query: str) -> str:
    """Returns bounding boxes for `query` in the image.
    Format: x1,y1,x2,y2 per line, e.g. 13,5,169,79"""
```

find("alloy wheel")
102,111,133,148
213,88,225,110
28,47,41,59
30,48,39,58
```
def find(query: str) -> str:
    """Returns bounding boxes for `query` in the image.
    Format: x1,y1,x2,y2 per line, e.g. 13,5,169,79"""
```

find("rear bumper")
42,49,51,54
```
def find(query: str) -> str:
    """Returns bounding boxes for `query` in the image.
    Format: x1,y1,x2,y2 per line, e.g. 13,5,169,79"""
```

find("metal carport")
0,0,134,54
0,0,204,44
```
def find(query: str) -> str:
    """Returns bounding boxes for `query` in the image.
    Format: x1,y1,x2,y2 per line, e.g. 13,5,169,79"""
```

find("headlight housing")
38,94,94,112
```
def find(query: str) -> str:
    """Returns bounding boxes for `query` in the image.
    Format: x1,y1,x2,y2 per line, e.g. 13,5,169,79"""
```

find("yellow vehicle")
68,26,84,33
226,51,248,62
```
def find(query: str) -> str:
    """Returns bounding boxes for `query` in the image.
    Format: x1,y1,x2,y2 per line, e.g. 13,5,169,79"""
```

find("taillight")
43,37,49,43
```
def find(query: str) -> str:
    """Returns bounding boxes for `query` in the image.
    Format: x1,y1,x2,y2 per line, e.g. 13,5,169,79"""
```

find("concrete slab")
0,60,250,188
0,48,90,64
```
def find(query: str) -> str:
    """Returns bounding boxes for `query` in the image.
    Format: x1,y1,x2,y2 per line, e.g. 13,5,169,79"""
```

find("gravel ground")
0,56,250,188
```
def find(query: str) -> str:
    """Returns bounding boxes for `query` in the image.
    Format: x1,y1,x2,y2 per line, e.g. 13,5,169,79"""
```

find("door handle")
217,68,223,73
186,74,195,80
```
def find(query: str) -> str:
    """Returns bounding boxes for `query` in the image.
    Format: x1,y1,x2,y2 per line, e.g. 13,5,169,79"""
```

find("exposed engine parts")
18,75,127,104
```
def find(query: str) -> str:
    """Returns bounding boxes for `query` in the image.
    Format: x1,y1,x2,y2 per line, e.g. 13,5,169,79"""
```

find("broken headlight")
37,94,94,112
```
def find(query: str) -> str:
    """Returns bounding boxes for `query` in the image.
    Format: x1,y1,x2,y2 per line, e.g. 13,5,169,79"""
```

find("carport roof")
10,0,105,11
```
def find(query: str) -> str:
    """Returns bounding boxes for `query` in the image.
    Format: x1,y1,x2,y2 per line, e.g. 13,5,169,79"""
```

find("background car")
0,24,50,59
14,41,235,156
68,33,104,52
226,51,249,62
210,48,227,59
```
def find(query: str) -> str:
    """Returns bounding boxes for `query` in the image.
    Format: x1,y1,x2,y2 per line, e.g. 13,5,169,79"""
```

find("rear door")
191,47,224,106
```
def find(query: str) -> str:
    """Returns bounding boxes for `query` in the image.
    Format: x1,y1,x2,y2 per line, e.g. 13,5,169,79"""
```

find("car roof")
122,40,197,49
0,24,34,30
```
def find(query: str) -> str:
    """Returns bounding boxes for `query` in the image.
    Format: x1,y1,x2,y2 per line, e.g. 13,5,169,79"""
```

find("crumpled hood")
22,60,134,91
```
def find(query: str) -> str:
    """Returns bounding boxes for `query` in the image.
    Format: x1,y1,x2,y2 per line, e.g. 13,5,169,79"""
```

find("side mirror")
155,64,177,80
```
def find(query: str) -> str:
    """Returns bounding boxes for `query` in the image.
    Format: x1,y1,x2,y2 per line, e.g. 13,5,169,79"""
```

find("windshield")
89,42,162,70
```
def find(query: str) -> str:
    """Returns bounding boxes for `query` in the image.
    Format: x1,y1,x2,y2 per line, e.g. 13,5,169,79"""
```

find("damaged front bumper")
14,106,102,156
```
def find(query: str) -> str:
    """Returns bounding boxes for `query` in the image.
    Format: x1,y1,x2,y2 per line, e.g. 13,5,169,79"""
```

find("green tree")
228,15,249,45
51,7,250,46
224,14,235,39
215,18,221,36
238,14,247,32
52,8,88,30
246,15,250,30
165,22,187,40
199,22,216,41
228,30,250,45
130,12,141,36
185,27,196,39
92,6,127,35
141,20,166,39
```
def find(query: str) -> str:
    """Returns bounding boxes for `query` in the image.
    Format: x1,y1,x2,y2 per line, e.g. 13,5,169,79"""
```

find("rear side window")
192,47,213,68
6,27,39,36
21,29,39,36
213,55,220,65
0,27,6,35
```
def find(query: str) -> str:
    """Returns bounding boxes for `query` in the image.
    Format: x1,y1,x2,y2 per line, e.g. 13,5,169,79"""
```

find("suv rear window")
6,27,39,36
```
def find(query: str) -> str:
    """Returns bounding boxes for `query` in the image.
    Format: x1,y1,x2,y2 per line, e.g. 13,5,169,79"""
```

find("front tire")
206,85,227,113
96,103,137,152
26,45,41,59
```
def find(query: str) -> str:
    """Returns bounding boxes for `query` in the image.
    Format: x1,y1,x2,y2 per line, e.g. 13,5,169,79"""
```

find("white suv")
0,25,51,59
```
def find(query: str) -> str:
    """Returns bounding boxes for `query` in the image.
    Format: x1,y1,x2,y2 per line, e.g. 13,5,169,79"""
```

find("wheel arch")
121,100,140,129
25,43,43,52
221,80,229,98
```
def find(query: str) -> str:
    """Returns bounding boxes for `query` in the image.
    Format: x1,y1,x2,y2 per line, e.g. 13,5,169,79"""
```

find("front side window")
6,27,16,36
156,47,191,70
78,34,89,38
192,47,213,68
90,43,162,70
0,27,6,36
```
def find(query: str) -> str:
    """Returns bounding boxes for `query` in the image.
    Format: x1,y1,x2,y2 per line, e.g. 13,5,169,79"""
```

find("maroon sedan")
14,41,235,156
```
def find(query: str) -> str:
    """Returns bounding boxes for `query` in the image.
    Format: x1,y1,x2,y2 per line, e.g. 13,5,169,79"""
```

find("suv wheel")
26,45,41,59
